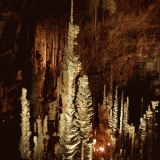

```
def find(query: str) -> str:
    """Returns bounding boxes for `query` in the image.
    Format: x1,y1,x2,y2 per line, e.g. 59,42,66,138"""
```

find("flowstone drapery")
19,88,32,160
75,75,93,160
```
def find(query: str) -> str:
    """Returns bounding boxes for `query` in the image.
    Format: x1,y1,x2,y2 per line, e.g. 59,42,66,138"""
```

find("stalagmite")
75,75,93,160
119,91,124,134
43,115,48,134
129,123,135,158
106,90,113,129
151,101,159,110
146,105,154,160
108,108,112,128
33,136,38,160
112,86,118,133
103,85,107,107
33,115,49,160
19,88,32,160
139,116,147,160
58,0,82,159
123,97,129,136
36,117,43,160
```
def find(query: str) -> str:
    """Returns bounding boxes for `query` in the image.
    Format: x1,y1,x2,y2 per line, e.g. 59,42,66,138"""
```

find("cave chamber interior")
0,0,160,160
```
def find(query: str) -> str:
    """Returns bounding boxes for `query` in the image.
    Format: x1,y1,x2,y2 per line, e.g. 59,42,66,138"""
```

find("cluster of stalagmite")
19,88,32,160
33,115,49,160
94,84,159,160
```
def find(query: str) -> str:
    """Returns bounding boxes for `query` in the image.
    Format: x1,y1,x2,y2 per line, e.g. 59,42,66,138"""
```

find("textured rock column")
19,88,32,160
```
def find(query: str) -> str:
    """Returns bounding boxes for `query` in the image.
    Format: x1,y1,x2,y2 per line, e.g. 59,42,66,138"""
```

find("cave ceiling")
1,0,160,105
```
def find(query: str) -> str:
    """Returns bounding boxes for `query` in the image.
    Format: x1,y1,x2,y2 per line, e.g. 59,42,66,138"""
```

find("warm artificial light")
99,147,104,152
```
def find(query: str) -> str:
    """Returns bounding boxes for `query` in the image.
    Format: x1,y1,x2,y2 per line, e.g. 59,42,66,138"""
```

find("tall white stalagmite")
108,108,112,128
107,66,113,129
123,97,129,136
106,91,113,128
58,0,82,159
19,88,32,160
129,123,135,158
112,86,118,133
119,91,124,135
75,75,93,160
33,136,38,160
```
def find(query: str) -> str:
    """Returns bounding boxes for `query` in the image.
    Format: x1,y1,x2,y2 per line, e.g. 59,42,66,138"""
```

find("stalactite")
54,25,58,68
52,24,55,69
46,20,52,62
89,0,100,29
19,88,32,160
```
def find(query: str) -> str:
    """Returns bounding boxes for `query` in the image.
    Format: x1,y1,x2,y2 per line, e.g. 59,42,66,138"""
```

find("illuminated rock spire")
19,88,32,160
112,86,118,133
75,75,93,160
58,0,82,159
